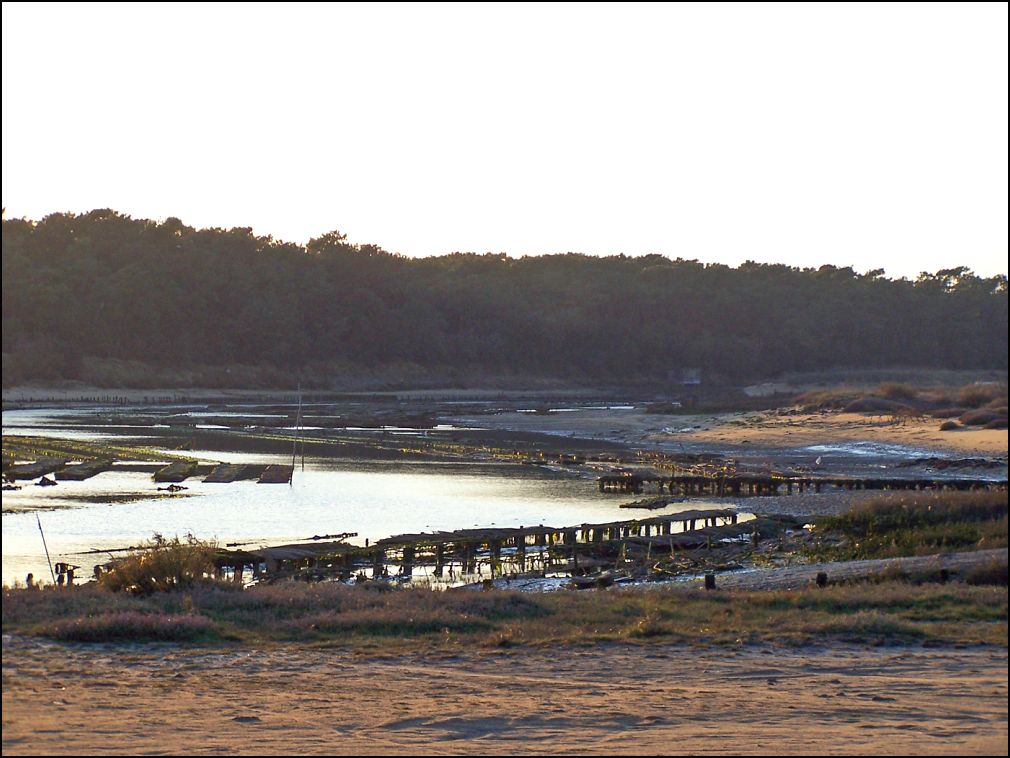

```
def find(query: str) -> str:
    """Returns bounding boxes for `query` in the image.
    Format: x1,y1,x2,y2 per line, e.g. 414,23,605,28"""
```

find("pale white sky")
2,2,1007,278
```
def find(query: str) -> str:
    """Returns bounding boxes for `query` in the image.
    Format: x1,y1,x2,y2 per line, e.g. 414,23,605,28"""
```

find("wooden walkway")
209,508,752,584
597,473,1009,496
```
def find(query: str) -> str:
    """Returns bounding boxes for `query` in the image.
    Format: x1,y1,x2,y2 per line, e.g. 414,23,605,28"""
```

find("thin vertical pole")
290,383,303,483
37,514,57,585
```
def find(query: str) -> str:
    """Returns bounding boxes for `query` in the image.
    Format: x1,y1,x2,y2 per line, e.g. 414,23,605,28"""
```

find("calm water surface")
2,407,723,584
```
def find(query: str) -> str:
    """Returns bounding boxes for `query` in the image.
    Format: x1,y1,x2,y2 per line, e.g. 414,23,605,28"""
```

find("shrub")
938,420,960,431
929,407,968,419
959,409,999,426
957,383,1007,409
98,534,222,594
795,388,862,411
844,396,906,413
984,417,1009,430
962,558,1009,586
43,611,216,642
878,382,919,401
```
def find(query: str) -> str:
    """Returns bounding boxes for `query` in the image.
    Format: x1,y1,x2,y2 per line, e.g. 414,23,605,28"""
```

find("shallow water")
2,407,724,585
802,441,937,458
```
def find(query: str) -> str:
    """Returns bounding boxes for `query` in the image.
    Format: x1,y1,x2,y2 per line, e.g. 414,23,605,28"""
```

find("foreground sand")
3,636,1006,755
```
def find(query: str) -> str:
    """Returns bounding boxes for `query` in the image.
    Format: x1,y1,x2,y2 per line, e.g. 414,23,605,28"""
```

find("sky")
2,2,1007,279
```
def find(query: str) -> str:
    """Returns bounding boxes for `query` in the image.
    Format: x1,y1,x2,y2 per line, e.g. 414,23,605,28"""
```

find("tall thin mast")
290,383,303,484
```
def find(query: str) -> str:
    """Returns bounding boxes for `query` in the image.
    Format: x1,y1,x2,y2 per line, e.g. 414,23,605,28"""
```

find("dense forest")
2,210,1007,388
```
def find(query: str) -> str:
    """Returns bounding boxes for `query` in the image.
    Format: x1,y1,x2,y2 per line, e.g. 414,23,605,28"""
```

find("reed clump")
811,491,1008,561
97,534,224,594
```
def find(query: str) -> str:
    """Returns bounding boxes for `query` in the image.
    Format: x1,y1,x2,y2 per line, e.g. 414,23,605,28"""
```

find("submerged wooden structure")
5,457,69,481
2,456,294,485
153,461,199,483
56,459,114,481
598,473,1009,496
208,508,760,584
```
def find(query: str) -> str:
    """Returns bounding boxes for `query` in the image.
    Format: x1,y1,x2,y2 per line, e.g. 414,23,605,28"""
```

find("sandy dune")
3,635,1006,755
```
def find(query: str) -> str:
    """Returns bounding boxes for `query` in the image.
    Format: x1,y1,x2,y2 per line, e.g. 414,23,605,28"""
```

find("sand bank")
444,406,1007,459
678,411,1007,458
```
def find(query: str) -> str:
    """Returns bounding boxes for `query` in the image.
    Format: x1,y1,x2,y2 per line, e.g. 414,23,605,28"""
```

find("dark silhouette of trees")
2,210,1006,386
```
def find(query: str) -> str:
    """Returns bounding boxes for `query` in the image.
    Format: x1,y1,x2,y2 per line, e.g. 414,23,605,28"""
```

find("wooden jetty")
207,508,749,584
598,473,1009,496
56,459,114,481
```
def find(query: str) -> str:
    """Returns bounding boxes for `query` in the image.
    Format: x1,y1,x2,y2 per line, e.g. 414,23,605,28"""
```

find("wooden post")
704,572,716,590
490,540,501,577
434,544,445,577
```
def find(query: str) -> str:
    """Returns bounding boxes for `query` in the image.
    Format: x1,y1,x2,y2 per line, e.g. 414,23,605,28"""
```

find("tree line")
2,210,1006,387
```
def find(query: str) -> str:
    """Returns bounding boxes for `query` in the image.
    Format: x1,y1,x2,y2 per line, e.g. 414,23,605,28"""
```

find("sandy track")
3,636,1006,755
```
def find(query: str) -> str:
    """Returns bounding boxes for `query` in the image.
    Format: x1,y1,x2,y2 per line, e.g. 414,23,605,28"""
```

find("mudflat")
2,636,1006,755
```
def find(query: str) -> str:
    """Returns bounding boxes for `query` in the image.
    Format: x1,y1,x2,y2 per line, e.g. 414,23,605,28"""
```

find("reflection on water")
2,406,727,585
2,459,730,584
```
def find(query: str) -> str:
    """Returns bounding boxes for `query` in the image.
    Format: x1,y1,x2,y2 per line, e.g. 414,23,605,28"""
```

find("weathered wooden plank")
204,463,266,483
153,461,198,483
258,464,294,484
56,459,114,481
6,457,69,480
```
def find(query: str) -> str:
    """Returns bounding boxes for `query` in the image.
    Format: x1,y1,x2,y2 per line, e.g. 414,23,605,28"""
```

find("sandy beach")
3,635,1006,756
